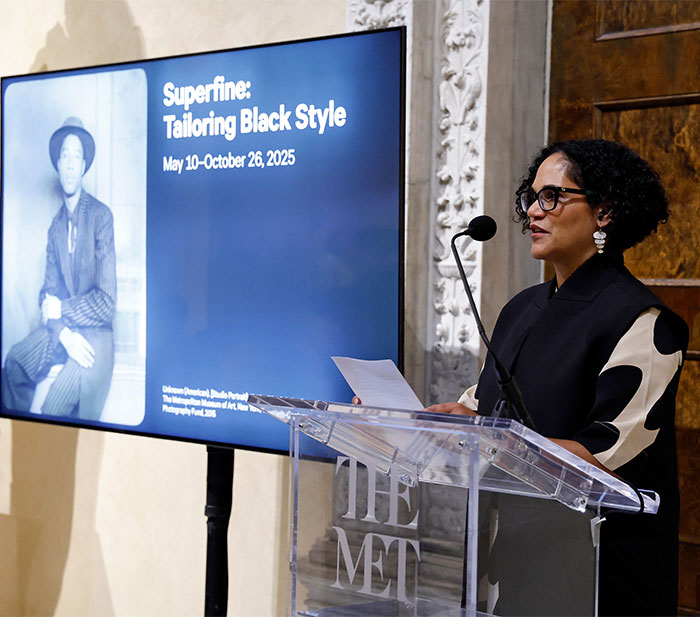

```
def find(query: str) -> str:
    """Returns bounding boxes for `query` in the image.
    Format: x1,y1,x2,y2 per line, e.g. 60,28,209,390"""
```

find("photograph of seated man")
2,116,116,421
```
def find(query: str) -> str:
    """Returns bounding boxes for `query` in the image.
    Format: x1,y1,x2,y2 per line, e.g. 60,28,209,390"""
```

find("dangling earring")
593,228,607,254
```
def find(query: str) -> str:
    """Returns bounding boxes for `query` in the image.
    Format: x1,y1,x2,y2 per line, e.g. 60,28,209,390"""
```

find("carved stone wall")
347,0,409,29
429,0,489,403
348,0,490,405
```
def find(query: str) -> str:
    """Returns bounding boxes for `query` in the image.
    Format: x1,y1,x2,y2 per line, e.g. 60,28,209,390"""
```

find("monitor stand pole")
204,446,235,616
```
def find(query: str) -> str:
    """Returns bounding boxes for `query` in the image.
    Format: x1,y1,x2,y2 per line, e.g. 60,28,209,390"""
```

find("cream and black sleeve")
458,306,684,471
570,306,685,470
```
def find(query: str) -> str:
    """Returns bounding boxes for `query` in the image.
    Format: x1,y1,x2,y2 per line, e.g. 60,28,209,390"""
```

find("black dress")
473,254,688,616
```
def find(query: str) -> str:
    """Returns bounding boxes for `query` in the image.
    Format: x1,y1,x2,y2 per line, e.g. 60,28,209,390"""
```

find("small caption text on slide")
161,385,252,419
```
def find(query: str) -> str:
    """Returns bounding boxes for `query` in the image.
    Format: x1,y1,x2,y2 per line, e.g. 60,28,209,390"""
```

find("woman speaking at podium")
429,139,688,616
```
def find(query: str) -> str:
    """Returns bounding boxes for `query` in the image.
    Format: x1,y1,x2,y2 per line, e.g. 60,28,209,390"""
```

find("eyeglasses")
519,185,599,212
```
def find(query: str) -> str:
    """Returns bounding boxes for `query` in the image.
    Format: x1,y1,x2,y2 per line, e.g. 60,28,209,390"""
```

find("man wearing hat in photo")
1,117,116,421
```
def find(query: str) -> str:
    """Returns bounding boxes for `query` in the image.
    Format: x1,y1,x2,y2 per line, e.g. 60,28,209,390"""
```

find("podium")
247,395,658,617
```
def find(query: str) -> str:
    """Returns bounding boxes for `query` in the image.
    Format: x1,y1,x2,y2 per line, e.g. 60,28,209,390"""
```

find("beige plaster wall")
0,1,345,615
481,0,547,337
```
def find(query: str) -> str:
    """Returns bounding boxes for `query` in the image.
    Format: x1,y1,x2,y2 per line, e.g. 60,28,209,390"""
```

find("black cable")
601,479,649,517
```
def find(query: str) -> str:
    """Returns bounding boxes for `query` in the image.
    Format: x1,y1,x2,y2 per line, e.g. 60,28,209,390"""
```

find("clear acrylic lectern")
247,395,658,617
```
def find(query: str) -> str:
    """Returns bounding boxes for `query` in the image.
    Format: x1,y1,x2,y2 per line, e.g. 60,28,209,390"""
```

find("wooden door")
549,1,700,613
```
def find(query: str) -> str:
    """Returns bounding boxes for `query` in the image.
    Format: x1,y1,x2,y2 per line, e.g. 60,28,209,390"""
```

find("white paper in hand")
332,357,423,411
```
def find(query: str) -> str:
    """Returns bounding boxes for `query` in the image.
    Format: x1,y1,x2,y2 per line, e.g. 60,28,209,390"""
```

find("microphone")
450,216,537,431
454,214,497,242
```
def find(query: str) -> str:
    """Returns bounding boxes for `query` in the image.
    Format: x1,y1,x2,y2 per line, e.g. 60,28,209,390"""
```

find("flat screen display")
1,28,405,454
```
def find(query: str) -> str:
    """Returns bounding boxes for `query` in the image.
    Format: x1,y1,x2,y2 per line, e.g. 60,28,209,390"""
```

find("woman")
430,139,689,616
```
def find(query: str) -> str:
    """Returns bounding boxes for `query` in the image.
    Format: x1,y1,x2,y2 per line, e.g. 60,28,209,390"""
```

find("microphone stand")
450,231,537,432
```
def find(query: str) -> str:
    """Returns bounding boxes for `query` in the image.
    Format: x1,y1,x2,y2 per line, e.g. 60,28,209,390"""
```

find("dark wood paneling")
646,283,700,358
599,103,700,279
596,0,700,40
550,1,700,139
677,358,700,429
678,427,700,610
551,1,700,611
649,288,700,613
676,367,700,534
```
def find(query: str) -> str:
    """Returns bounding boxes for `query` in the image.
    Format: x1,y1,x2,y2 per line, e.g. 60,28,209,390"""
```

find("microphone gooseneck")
451,215,537,431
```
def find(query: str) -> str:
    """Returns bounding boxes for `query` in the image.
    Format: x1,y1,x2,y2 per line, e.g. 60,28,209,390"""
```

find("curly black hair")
514,139,669,254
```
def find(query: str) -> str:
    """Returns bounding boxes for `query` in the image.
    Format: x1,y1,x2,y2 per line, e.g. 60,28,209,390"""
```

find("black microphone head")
466,215,497,241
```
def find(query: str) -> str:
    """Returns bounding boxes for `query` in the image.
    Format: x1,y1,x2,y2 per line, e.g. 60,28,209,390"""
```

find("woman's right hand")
353,397,476,416
424,402,477,416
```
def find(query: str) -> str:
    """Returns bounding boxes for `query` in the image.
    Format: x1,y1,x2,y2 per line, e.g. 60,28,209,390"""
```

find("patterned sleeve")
61,205,117,328
458,384,479,410
573,307,686,471
40,221,62,303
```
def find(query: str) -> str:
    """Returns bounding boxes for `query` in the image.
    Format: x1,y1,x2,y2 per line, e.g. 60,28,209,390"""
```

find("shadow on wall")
3,1,144,614
9,423,79,615
3,423,116,615
31,0,145,72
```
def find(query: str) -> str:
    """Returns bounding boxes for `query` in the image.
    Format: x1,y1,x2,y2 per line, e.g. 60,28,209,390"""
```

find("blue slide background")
1,29,403,454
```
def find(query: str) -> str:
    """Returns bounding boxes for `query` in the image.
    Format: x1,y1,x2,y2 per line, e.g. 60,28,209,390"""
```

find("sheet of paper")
332,356,423,411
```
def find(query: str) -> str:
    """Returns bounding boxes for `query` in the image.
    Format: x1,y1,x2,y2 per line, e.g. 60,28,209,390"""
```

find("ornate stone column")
348,0,547,406
348,0,491,404
428,0,490,403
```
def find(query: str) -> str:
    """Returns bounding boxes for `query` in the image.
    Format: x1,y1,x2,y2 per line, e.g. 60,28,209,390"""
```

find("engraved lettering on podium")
331,456,421,604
